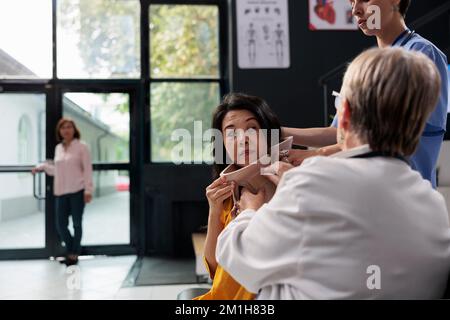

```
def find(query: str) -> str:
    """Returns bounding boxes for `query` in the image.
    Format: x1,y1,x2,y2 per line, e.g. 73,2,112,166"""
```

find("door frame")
53,80,144,257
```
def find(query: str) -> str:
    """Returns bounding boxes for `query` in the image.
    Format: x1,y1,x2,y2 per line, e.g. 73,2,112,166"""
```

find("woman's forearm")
203,210,224,277
282,127,337,148
37,162,55,176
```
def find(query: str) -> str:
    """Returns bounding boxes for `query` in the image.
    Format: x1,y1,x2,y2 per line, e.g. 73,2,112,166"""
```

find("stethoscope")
392,29,416,47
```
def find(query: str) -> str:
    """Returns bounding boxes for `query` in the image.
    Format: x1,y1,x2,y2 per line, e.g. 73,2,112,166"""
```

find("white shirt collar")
330,144,372,159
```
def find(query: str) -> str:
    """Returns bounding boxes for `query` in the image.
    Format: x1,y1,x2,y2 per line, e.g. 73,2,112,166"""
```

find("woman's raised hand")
206,176,235,215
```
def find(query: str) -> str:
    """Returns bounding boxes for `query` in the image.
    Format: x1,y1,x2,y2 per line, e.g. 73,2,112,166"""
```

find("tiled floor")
0,255,210,300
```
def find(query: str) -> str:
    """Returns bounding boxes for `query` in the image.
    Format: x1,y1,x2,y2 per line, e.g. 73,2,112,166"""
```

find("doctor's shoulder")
285,155,344,182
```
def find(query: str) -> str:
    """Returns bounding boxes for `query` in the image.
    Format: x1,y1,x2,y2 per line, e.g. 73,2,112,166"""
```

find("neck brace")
220,136,293,201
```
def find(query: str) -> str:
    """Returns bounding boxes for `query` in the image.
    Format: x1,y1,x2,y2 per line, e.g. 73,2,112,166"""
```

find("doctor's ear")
338,98,352,132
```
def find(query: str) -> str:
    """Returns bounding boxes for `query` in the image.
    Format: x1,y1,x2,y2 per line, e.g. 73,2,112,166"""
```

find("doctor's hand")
239,187,265,212
262,161,294,186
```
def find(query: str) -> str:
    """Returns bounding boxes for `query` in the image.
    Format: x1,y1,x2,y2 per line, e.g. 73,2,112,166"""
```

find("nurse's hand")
286,149,318,166
262,161,294,186
239,187,265,212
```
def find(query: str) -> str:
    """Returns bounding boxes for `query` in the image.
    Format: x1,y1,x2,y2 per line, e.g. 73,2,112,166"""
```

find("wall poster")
308,0,358,31
237,0,290,69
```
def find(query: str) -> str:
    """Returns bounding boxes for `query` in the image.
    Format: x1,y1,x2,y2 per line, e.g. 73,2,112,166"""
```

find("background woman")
32,118,93,266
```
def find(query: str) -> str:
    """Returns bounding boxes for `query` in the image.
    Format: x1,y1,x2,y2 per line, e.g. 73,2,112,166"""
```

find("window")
18,115,33,164
57,0,141,79
63,94,131,246
79,170,130,245
150,5,220,79
0,0,52,79
0,94,46,250
63,92,130,163
149,4,223,163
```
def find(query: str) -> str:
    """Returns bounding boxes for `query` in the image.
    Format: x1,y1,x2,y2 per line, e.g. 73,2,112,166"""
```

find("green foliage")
150,5,220,162
151,82,220,162
58,0,140,77
150,5,219,78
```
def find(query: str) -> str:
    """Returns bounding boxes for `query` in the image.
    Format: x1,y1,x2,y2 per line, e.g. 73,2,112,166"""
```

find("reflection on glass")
0,173,46,249
69,170,130,246
57,0,140,78
0,0,52,78
0,94,46,166
63,93,129,163
151,82,220,162
150,5,219,78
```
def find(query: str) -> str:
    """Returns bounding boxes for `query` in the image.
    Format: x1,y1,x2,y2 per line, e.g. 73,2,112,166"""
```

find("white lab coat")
216,145,450,299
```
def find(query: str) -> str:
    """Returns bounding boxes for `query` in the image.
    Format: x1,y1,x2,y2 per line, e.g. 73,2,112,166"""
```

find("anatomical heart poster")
308,0,358,31
237,0,290,69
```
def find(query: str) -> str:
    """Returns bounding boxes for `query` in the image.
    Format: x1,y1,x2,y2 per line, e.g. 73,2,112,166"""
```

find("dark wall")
145,164,212,257
230,0,450,128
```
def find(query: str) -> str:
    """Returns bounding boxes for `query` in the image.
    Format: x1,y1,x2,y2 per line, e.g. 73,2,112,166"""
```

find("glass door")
62,91,132,249
0,91,49,258
54,83,142,257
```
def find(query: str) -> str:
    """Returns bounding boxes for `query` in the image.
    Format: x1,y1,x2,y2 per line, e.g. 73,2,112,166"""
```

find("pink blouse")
38,139,94,196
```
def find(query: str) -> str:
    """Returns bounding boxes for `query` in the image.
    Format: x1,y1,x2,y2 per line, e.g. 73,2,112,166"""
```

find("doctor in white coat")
216,47,450,300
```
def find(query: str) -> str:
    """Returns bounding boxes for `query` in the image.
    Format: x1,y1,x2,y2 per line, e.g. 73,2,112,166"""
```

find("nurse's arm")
216,171,302,294
287,143,342,166
282,126,337,148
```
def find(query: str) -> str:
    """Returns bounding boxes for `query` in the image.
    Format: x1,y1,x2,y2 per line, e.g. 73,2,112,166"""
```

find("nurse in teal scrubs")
284,0,448,188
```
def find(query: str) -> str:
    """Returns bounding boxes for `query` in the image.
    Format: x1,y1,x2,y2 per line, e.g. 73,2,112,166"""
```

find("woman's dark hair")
55,117,81,142
399,0,411,17
211,93,281,179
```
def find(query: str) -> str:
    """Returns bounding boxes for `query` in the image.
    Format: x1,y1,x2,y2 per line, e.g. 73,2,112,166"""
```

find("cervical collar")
220,136,293,200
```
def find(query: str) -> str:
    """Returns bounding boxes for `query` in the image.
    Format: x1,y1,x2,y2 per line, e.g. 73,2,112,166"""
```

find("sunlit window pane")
151,82,220,163
0,0,52,79
0,172,46,249
57,0,140,78
63,93,130,163
150,5,219,78
75,170,130,246
0,93,46,166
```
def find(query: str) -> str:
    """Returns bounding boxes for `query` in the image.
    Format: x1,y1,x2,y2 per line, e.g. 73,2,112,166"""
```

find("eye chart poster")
308,0,358,31
237,0,290,69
